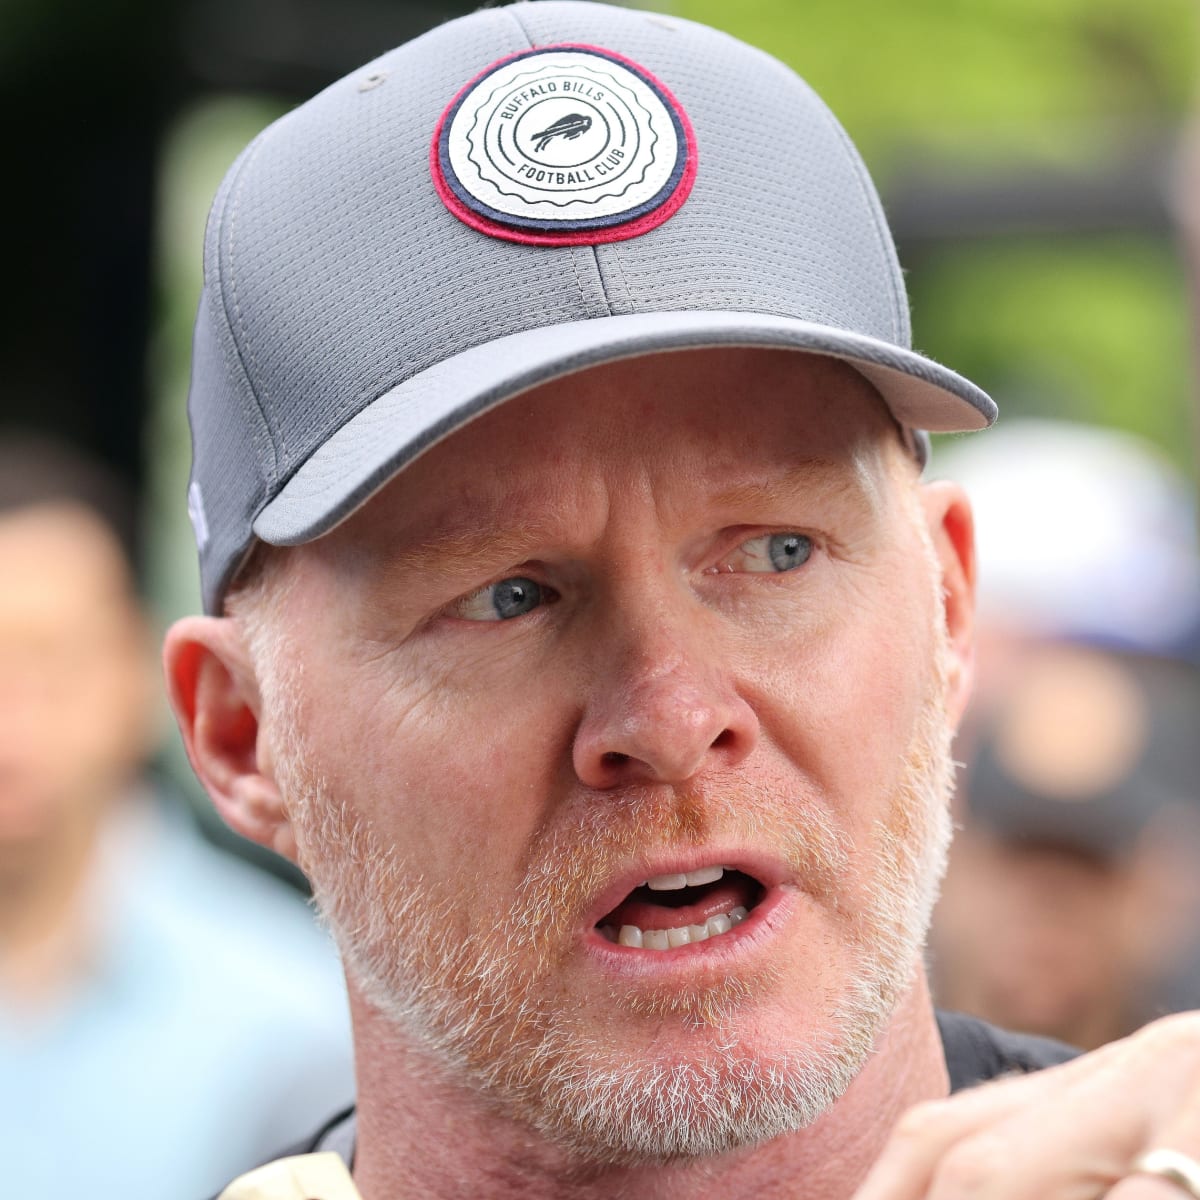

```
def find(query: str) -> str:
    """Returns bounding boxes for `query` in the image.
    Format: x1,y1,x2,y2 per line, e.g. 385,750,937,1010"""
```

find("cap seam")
825,115,906,347
595,242,633,313
504,5,537,52
571,246,609,316
203,142,279,489
506,3,615,317
209,293,276,504
221,129,284,486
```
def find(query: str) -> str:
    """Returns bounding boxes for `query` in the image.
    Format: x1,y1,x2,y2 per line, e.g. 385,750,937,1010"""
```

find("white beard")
264,679,955,1164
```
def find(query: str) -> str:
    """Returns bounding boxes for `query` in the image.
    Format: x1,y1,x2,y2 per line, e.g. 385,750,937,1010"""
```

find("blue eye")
767,533,811,572
491,577,543,619
453,576,550,621
716,532,813,575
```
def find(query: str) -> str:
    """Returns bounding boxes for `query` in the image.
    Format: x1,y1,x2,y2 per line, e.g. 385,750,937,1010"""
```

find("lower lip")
583,885,795,975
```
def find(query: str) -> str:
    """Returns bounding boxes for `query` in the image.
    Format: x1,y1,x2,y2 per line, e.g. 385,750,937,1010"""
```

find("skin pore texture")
168,348,977,1200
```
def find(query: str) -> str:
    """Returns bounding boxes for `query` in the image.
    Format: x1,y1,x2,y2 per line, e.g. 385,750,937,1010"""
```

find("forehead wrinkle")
355,479,601,593
709,452,887,522
349,448,892,599
365,523,560,591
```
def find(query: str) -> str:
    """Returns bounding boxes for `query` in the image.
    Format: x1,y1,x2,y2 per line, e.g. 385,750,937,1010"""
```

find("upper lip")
583,849,791,930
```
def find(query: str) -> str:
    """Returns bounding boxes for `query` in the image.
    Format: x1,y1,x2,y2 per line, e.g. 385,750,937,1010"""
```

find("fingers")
854,1053,1101,1200
1109,1183,1200,1200
913,1058,1138,1200
855,1015,1200,1200
1111,1146,1200,1200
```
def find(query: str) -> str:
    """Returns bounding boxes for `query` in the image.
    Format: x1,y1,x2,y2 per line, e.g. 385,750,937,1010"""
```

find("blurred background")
2,0,1200,1195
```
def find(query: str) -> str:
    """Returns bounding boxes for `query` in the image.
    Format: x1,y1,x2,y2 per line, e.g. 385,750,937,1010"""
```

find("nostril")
710,728,735,750
602,751,630,767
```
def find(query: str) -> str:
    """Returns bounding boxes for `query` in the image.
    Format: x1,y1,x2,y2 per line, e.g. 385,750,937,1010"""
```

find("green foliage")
670,1,1198,468
669,0,1198,169
912,237,1194,467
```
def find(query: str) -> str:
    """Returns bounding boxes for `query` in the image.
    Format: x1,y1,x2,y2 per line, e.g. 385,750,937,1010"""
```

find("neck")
350,973,948,1200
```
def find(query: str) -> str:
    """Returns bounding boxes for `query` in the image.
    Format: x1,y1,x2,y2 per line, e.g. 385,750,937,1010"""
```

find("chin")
509,994,891,1164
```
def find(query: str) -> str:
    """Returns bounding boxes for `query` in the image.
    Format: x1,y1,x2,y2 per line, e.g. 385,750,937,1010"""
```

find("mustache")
513,779,852,943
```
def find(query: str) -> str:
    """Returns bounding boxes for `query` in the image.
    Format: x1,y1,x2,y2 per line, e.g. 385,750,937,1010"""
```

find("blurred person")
931,421,1200,1049
931,418,1200,683
0,434,354,1200
162,5,1200,1199
932,642,1200,1049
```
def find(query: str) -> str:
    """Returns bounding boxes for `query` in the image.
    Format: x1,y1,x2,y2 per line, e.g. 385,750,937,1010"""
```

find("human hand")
855,1013,1200,1200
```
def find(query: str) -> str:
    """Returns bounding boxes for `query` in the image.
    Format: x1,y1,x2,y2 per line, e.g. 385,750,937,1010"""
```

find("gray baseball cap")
187,0,996,614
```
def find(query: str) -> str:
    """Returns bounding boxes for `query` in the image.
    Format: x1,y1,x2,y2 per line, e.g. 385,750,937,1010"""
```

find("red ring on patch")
431,44,697,247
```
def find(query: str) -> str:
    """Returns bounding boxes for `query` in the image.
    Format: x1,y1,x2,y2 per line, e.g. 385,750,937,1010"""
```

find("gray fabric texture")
188,0,996,612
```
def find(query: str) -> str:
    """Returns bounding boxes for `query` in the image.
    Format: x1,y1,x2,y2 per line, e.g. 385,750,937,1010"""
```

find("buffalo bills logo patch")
431,45,697,246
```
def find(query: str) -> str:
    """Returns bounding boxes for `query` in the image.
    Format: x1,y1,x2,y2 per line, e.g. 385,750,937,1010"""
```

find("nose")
572,609,760,790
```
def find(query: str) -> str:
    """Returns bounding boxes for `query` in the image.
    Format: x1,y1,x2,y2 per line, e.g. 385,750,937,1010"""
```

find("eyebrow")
708,456,880,515
361,512,569,594
364,454,884,592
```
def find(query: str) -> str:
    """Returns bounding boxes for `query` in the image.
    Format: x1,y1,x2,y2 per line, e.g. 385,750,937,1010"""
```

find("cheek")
298,646,576,884
752,555,941,837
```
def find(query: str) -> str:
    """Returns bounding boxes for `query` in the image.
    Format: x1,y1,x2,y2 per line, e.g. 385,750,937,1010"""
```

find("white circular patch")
443,48,683,229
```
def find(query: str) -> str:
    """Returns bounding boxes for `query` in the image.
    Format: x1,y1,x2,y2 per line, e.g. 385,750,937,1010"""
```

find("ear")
920,480,977,729
163,616,299,862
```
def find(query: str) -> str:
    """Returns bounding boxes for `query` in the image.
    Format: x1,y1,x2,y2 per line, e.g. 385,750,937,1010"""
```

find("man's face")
246,349,958,1161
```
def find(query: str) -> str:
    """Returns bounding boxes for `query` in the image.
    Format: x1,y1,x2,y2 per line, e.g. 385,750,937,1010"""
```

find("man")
930,420,1200,1050
164,3,1200,1197
933,641,1200,1050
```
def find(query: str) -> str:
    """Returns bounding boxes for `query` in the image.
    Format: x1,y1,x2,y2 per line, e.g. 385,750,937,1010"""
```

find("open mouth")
596,865,767,951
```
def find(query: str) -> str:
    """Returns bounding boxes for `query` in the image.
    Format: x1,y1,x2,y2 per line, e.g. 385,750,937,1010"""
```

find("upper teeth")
645,865,725,891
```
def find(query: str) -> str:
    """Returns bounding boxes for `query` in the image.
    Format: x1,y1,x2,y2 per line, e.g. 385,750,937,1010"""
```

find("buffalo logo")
529,113,593,154
433,45,696,244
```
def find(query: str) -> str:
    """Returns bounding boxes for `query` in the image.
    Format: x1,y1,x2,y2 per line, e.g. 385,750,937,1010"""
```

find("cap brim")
253,310,995,546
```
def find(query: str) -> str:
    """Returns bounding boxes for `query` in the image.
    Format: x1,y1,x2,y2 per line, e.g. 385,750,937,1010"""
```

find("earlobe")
163,617,298,862
920,480,977,727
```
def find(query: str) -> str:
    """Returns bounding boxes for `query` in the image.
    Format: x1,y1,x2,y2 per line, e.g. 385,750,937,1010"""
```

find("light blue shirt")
0,793,356,1200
